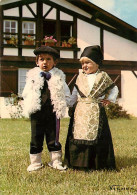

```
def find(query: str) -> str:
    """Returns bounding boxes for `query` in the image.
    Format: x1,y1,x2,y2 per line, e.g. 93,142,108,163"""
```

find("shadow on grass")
116,156,137,169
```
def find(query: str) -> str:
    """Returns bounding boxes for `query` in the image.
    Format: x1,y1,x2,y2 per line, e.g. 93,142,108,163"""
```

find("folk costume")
64,45,118,170
22,46,70,172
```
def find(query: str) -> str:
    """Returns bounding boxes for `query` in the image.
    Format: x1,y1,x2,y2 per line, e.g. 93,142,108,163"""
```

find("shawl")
73,70,114,141
22,67,67,119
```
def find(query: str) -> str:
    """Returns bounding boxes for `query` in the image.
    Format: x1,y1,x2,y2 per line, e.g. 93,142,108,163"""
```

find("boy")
22,46,70,172
64,45,119,170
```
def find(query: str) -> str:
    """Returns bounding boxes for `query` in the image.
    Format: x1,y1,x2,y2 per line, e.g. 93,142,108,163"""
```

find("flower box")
24,35,35,45
24,40,34,45
6,36,18,46
45,42,55,47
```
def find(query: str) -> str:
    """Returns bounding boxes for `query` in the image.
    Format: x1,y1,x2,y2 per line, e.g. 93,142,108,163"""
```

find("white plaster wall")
50,0,92,18
104,31,137,61
0,97,11,118
45,8,56,20
60,11,73,21
118,71,137,117
3,48,18,56
77,19,100,58
29,3,37,15
22,5,34,18
43,4,52,17
0,97,25,118
4,7,19,16
104,31,137,116
22,49,35,57
60,51,73,58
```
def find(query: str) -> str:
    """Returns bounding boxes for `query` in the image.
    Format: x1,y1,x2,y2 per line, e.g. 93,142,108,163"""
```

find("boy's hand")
100,99,111,106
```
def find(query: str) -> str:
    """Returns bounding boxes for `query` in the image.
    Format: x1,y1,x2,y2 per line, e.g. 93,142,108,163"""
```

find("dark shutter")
0,67,18,97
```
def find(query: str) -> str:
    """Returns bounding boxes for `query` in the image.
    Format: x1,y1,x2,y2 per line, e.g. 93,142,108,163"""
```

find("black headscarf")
80,45,103,66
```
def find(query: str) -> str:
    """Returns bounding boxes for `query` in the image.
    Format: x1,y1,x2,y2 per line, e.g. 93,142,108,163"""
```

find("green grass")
0,118,137,195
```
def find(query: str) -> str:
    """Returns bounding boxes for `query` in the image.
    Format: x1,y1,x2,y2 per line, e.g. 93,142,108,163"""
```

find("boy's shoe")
27,152,43,172
48,150,67,171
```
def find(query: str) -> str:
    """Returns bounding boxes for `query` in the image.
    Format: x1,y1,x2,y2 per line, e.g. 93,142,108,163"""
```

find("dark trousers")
30,105,61,154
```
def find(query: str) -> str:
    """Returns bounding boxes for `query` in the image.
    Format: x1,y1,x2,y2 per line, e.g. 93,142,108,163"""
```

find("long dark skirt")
64,105,116,170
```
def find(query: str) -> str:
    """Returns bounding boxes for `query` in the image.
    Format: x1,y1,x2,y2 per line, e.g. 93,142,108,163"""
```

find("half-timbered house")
0,0,137,117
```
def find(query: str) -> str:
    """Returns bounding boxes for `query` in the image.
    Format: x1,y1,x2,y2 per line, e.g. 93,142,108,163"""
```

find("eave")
66,0,137,42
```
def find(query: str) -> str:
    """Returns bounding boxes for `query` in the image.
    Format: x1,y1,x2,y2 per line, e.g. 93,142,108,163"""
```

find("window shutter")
0,68,18,97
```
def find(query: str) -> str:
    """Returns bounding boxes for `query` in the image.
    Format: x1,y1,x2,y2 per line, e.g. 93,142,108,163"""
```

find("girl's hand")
100,99,111,106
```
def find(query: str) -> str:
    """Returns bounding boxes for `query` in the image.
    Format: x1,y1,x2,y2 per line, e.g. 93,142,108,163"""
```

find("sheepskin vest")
22,67,67,119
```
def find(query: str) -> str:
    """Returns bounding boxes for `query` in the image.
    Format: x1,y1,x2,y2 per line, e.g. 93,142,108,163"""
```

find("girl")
64,45,119,170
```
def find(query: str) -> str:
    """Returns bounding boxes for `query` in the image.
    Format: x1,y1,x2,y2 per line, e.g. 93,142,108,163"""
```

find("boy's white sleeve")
22,79,32,99
107,86,119,103
64,84,78,107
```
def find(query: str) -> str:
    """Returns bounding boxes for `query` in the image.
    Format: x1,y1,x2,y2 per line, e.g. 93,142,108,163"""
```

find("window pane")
22,21,35,34
4,20,17,33
11,21,16,28
18,69,30,94
20,70,26,76
20,76,26,82
5,28,10,33
29,23,34,29
5,21,10,28
29,30,34,34
11,29,16,33
23,29,28,34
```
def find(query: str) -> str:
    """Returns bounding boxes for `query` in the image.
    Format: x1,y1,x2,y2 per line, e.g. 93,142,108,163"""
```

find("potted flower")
24,35,35,45
67,37,77,47
43,36,57,46
62,40,68,47
6,36,18,46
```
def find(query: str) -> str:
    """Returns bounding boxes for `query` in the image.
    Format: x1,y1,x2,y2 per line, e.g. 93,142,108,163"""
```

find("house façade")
0,0,137,117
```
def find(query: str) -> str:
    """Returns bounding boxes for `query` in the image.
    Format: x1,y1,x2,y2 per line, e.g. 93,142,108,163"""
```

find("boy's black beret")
34,46,60,59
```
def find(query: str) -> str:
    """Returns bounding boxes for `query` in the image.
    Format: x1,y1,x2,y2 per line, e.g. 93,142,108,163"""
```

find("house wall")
118,71,137,116
0,97,12,118
104,31,137,116
77,19,100,58
104,31,137,61
4,48,18,56
1,0,137,118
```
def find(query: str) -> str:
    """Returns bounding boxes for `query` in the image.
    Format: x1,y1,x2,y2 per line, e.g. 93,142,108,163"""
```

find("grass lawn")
0,117,137,195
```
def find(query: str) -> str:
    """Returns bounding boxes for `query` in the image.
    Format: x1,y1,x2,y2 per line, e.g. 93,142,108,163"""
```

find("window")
18,68,30,95
43,20,74,47
60,21,72,42
22,21,36,45
3,20,18,44
4,20,17,34
22,21,35,34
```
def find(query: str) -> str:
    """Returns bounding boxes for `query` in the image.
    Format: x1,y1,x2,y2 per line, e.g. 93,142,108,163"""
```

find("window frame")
18,68,30,95
3,20,18,44
22,21,36,35
43,19,75,47
3,20,18,35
